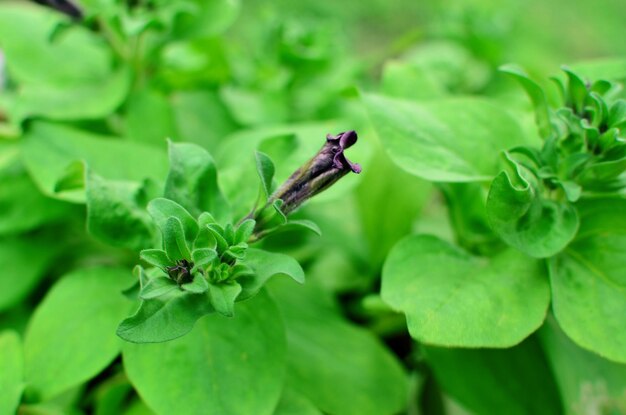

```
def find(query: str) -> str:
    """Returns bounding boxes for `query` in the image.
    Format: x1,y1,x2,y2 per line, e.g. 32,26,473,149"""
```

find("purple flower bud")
270,130,361,215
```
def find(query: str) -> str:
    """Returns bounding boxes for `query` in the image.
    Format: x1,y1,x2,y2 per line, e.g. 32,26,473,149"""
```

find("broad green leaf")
486,154,579,258
13,67,131,122
147,198,198,245
424,336,562,415
540,316,626,414
207,281,241,316
163,217,191,262
0,157,69,235
0,331,23,415
382,235,550,347
0,235,59,311
273,387,322,415
239,248,304,301
86,173,155,251
500,64,553,139
363,94,528,182
140,277,178,300
117,291,213,343
381,60,446,100
24,267,131,401
255,151,275,198
22,122,167,203
269,279,407,415
164,141,230,221
550,199,626,363
123,291,285,415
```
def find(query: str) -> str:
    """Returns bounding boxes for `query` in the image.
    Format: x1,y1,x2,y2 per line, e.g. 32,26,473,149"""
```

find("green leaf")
117,292,214,344
549,199,626,363
170,0,241,39
382,235,550,347
164,141,230,221
207,281,242,316
182,274,209,294
363,93,528,181
381,60,446,100
486,154,579,258
125,89,178,146
123,291,285,415
0,331,23,415
423,336,562,415
13,66,132,122
539,316,626,414
255,151,275,198
0,235,60,311
86,173,155,251
140,277,178,300
499,64,553,139
23,267,131,401
239,248,304,301
273,387,322,415
235,219,256,243
22,122,168,203
139,249,171,269
147,198,198,245
163,217,192,261
190,248,217,271
269,279,407,415
563,67,589,114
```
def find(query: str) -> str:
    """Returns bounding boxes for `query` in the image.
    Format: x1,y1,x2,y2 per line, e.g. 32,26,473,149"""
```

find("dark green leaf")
382,235,550,347
123,291,285,415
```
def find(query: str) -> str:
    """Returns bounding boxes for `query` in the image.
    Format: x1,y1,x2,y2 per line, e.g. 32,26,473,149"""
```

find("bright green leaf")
0,331,23,415
255,151,275,198
182,274,209,294
147,198,198,245
382,234,550,347
239,248,304,301
140,277,178,300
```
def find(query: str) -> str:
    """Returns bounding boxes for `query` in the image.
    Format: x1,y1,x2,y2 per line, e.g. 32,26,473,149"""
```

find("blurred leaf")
23,267,131,401
238,248,304,301
273,387,322,415
86,173,155,251
424,336,562,415
269,278,407,415
382,235,550,347
171,0,241,39
540,316,626,414
125,89,178,146
123,291,285,415
550,199,626,363
381,60,446,100
0,331,23,415
569,57,626,81
363,94,528,182
486,154,579,258
22,122,167,203
0,235,60,311
164,141,230,221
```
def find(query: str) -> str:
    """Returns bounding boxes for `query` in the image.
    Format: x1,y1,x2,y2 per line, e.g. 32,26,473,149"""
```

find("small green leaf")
207,223,229,255
163,217,192,262
235,219,256,243
500,64,553,139
147,198,198,245
122,291,285,414
382,235,550,347
182,274,209,294
486,154,579,258
164,141,230,221
549,199,626,363
140,277,178,300
208,281,242,316
24,267,131,401
139,249,171,269
255,151,275,198
53,160,85,193
562,67,589,114
117,292,214,344
86,173,155,251
239,248,304,301
0,331,23,415
191,248,218,271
